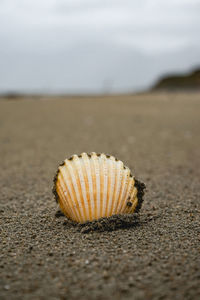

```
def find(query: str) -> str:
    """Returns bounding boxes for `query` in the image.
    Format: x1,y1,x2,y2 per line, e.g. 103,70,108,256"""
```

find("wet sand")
0,92,200,299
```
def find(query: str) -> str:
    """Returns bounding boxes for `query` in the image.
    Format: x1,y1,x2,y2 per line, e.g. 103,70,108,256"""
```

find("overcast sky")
0,0,200,94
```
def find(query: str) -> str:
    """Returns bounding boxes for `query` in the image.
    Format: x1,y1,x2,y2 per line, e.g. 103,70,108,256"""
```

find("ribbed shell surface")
54,152,140,223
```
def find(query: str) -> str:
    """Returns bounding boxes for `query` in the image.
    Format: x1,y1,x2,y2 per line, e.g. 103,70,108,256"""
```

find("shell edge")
52,160,65,203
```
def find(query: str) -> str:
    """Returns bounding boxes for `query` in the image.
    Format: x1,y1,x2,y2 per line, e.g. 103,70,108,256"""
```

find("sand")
0,92,200,299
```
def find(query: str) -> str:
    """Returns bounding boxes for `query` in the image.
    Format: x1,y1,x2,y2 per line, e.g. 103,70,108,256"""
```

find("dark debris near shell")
55,210,65,218
61,214,141,233
134,179,146,213
52,160,66,203
52,170,59,203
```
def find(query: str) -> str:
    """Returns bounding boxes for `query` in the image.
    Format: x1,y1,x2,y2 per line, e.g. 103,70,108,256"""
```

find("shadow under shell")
55,211,141,233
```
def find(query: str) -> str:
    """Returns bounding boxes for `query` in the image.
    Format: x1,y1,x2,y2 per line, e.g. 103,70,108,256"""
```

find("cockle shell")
53,152,145,223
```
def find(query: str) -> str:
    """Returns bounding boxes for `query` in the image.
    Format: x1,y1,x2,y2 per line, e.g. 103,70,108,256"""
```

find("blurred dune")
152,68,200,91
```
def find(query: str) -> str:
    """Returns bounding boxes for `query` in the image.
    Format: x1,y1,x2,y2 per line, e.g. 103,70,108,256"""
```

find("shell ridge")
73,155,89,222
99,154,105,217
57,178,73,219
57,182,66,216
111,161,123,215
98,155,103,218
128,186,138,213
124,184,137,213
98,155,104,218
65,160,84,222
101,154,108,217
132,187,138,211
115,162,126,213
116,168,129,213
93,153,101,219
81,153,93,221
57,173,74,218
90,153,98,220
119,169,131,212
121,179,134,213
107,156,116,216
60,164,82,222
105,158,111,216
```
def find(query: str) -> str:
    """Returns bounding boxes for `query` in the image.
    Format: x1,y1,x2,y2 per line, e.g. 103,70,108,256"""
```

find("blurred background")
0,0,200,95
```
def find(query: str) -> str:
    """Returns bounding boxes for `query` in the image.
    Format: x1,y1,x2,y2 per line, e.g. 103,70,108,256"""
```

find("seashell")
53,152,145,223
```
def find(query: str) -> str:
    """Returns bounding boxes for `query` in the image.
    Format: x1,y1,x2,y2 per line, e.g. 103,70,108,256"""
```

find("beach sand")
0,92,200,299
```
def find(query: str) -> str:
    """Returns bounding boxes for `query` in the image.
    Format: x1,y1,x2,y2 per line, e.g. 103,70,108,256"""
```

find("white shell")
53,152,145,223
